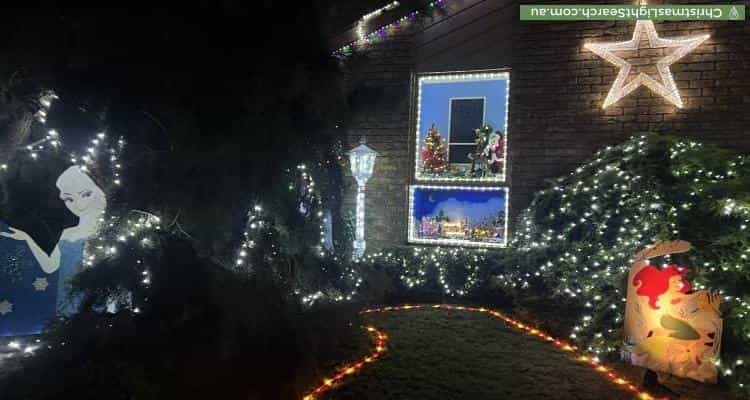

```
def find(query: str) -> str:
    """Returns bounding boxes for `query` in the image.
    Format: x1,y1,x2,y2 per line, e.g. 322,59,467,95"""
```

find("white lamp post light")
348,138,378,259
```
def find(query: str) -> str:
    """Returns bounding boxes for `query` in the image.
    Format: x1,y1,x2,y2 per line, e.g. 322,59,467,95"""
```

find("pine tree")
421,124,448,174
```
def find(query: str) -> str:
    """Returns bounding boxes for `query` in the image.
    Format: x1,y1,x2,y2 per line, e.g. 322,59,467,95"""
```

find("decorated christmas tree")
421,124,448,174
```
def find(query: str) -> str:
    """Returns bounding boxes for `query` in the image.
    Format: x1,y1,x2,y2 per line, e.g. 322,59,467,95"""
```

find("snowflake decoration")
0,300,13,315
32,277,49,291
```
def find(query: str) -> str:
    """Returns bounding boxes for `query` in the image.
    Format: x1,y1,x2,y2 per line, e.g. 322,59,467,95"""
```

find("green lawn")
319,307,732,400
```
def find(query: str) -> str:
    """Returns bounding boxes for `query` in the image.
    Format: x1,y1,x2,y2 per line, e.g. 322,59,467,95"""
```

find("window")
409,70,510,248
408,185,508,248
448,98,484,164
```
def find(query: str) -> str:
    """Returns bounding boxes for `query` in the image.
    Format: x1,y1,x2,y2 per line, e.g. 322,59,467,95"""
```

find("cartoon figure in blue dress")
0,166,106,336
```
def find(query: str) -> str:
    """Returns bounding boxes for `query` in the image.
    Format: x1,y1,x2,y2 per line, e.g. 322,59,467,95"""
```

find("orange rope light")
302,325,388,400
360,304,669,400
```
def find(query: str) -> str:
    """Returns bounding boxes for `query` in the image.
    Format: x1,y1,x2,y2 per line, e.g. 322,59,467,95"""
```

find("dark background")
0,3,366,258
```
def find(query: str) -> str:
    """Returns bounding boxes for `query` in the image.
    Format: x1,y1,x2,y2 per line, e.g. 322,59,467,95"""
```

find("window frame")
407,185,509,248
412,69,510,183
407,68,512,249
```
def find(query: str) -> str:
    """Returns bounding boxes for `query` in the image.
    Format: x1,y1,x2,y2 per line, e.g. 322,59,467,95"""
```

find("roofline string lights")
357,1,401,40
333,0,447,57
360,304,668,400
302,325,388,400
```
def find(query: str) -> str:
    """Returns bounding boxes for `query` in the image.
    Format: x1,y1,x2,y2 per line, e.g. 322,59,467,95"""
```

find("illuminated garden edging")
302,326,388,400
304,304,669,400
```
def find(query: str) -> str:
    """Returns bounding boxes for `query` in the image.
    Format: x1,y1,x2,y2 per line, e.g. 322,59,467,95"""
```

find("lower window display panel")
408,185,508,248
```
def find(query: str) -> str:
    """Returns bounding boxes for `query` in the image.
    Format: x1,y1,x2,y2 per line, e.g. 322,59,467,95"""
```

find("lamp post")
348,138,378,259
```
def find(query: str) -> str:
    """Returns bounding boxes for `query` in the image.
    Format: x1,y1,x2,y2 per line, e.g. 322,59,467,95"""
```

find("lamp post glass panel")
348,140,378,259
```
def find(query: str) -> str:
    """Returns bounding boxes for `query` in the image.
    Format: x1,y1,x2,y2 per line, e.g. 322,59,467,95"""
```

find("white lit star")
585,20,709,108
0,300,13,315
32,277,49,291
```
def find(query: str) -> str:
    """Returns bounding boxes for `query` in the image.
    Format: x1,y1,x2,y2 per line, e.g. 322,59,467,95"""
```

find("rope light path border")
302,304,668,400
303,326,388,400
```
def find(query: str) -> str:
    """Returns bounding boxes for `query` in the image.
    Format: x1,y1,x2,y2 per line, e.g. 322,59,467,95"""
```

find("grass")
318,307,734,400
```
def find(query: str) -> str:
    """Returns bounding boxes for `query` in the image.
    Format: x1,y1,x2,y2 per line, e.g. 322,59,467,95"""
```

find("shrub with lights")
6,87,750,397
486,133,750,396
0,89,361,398
329,133,750,395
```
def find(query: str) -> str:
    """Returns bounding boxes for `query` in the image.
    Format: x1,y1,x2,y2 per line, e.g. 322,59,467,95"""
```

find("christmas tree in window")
420,124,448,174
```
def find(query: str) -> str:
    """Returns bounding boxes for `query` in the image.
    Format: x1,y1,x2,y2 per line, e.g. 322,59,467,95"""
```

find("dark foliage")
339,134,750,397
0,231,362,400
0,3,372,399
0,3,351,261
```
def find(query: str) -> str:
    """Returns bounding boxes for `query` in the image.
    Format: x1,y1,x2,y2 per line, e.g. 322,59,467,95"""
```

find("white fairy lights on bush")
1,211,163,363
86,212,161,268
493,134,750,396
300,245,486,307
235,204,264,270
234,163,330,271
34,91,59,124
295,164,329,257
1,338,44,364
357,246,486,297
17,91,62,162
0,90,163,363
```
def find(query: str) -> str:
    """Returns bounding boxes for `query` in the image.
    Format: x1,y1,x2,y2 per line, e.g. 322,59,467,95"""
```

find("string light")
234,164,330,272
584,19,709,108
357,1,401,40
34,91,58,123
408,185,509,248
333,0,446,57
496,134,750,395
353,305,666,400
1,90,160,357
302,325,388,400
414,70,510,183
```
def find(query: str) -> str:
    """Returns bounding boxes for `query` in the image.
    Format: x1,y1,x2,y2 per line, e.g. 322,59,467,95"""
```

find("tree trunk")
0,112,33,165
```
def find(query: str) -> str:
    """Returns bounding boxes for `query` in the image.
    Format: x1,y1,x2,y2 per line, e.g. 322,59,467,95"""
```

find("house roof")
329,0,517,69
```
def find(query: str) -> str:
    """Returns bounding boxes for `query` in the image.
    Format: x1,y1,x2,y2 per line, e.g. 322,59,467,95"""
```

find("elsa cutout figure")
0,166,105,332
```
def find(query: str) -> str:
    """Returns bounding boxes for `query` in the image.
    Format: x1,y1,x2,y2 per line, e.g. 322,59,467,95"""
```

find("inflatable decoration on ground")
623,241,722,383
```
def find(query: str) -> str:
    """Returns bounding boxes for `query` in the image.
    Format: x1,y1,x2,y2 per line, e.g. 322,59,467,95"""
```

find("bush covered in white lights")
343,133,750,395
489,133,750,396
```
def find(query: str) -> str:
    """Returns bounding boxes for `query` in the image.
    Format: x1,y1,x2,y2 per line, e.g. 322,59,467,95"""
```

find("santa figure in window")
483,130,505,174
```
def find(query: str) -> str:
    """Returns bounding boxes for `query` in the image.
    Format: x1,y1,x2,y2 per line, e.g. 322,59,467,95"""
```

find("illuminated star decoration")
32,277,49,291
0,300,13,315
585,20,710,108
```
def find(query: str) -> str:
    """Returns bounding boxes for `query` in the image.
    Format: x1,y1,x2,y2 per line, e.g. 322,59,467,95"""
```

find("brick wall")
342,3,750,250
342,33,415,251
510,16,750,223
